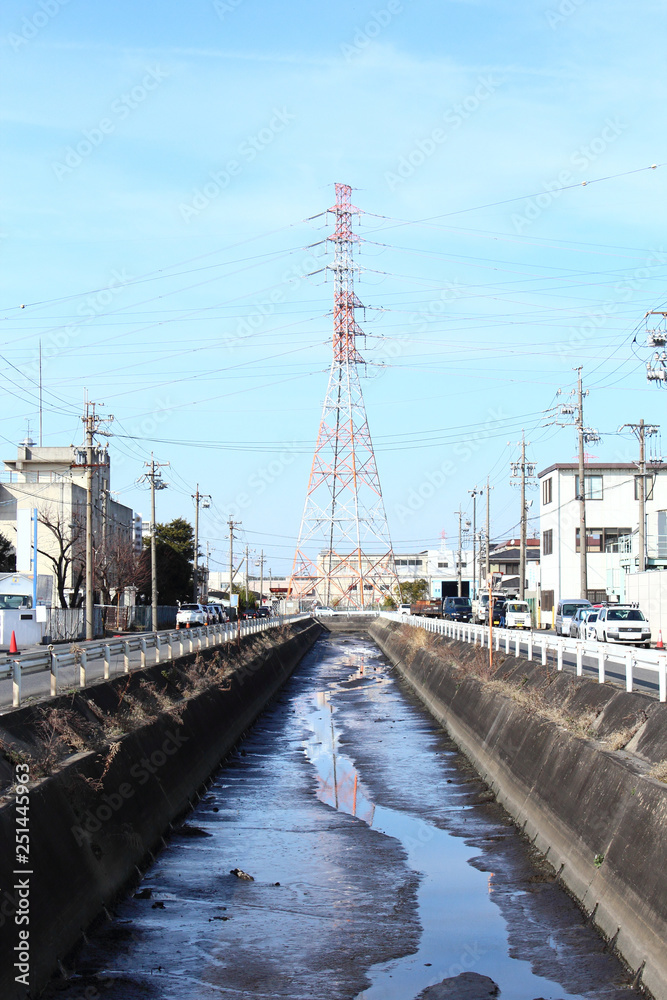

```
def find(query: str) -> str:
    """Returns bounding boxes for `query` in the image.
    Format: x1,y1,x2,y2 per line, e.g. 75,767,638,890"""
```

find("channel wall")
370,617,667,1000
0,618,321,998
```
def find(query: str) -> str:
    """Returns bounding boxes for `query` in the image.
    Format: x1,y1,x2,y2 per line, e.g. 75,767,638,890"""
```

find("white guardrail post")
557,639,563,672
12,661,20,708
598,646,605,685
575,642,583,677
50,647,58,697
625,650,634,693
79,650,87,688
123,641,131,673
659,654,667,703
103,643,111,680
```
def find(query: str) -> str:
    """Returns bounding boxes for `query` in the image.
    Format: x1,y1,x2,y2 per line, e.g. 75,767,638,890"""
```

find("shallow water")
46,631,639,1000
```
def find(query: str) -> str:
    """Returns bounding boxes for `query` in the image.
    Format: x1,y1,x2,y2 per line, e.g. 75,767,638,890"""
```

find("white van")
555,598,592,636
504,600,531,629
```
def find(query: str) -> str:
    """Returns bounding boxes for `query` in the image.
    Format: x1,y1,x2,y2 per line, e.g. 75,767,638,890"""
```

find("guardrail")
380,611,667,702
1,613,311,710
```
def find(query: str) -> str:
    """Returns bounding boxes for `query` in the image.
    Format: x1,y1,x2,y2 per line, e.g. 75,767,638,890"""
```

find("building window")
542,529,553,556
574,474,603,500
541,589,554,612
542,477,552,505
575,527,632,553
635,475,655,501
587,589,607,603
437,562,448,568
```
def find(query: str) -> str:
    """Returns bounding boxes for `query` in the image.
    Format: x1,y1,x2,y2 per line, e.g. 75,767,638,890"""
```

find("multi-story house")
538,461,667,614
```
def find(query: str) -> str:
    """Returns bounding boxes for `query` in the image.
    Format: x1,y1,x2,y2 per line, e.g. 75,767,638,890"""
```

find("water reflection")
306,690,376,826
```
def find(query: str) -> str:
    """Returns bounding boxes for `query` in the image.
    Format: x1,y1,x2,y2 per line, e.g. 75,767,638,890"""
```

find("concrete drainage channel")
29,625,651,1000
0,618,322,999
369,617,667,1000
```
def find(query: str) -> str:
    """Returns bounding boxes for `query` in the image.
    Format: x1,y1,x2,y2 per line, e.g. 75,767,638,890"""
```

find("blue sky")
1,0,666,575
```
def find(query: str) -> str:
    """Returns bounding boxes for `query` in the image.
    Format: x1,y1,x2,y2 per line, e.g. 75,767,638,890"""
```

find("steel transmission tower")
288,184,400,609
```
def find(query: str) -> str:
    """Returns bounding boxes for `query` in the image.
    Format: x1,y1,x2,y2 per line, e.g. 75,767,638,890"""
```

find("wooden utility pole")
468,487,481,597
143,455,169,632
619,419,660,572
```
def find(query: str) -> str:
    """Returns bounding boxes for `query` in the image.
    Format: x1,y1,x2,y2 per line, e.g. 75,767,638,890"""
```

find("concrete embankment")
370,617,667,1000
0,618,321,999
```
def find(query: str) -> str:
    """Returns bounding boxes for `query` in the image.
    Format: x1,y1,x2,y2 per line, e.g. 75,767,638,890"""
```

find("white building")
0,439,134,607
538,461,667,614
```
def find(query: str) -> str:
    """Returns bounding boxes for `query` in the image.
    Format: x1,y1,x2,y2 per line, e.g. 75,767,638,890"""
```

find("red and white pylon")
288,184,400,610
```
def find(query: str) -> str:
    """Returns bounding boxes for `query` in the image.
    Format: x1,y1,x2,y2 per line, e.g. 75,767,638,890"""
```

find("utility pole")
227,518,241,609
576,372,587,601
143,455,169,632
456,508,463,597
81,398,113,641
257,550,265,606
244,544,249,607
619,419,660,572
485,476,493,581
552,368,599,601
191,485,211,602
468,487,481,596
510,433,537,600
520,435,527,600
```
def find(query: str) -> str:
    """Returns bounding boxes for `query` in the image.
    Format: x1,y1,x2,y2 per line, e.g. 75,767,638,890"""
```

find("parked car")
204,604,219,624
555,598,592,636
442,596,472,622
568,606,592,638
256,606,272,618
593,605,651,647
504,600,532,629
484,599,506,627
399,603,412,615
176,603,208,627
577,609,599,640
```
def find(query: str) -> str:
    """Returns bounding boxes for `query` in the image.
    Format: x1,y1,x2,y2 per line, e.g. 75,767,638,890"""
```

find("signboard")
230,594,239,608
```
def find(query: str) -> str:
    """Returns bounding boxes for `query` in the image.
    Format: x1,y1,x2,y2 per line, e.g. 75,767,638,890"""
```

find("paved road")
495,628,661,696
0,626,238,714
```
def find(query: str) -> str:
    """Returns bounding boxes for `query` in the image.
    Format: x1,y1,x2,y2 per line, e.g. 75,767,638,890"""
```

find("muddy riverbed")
44,631,641,1000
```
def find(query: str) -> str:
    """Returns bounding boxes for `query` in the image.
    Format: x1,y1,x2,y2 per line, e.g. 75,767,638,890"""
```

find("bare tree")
37,507,84,608
96,533,139,606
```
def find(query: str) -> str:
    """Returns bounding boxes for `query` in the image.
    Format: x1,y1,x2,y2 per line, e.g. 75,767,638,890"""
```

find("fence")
1,613,311,709
44,606,179,641
379,611,667,702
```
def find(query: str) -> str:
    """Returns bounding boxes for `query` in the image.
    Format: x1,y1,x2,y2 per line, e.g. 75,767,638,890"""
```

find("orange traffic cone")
185,622,190,629
657,630,664,650
9,631,19,655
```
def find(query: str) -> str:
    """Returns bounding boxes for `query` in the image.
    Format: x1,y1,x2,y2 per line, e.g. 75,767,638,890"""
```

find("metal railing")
1,613,311,710
380,611,667,702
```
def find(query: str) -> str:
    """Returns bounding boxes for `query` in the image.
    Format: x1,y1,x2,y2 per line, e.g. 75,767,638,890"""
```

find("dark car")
484,599,507,626
443,596,473,622
256,606,271,618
